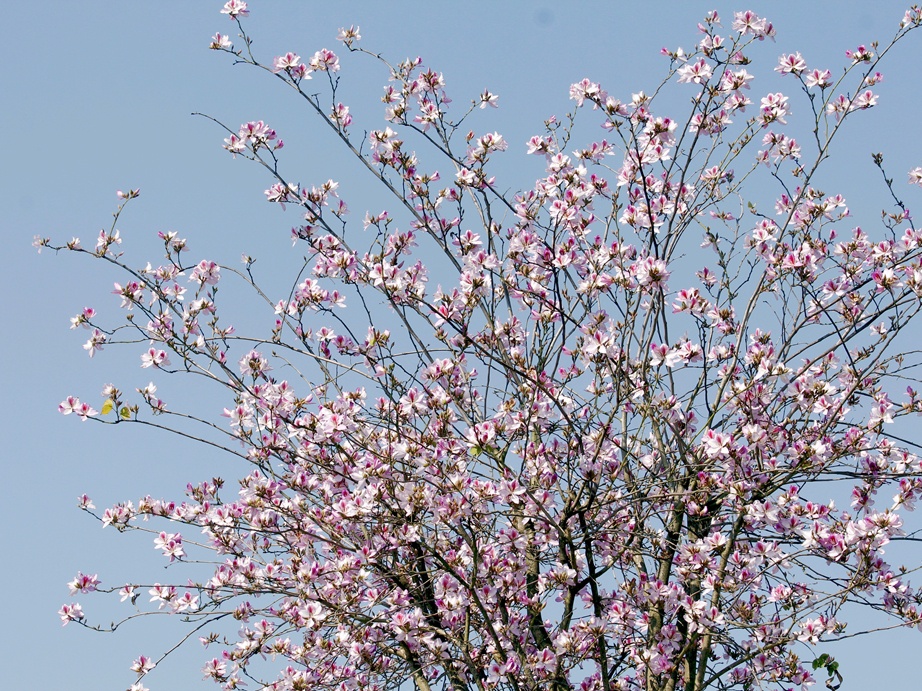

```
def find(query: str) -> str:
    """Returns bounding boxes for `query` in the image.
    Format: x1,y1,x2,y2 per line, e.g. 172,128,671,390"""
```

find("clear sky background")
4,1,922,689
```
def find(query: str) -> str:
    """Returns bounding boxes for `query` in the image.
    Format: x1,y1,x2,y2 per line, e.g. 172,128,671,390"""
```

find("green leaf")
119,407,131,419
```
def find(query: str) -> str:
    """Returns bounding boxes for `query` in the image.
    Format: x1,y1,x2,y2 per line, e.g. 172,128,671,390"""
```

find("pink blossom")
479,89,499,108
131,655,156,675
677,58,713,84
190,259,221,286
140,348,171,369
272,52,302,74
202,658,227,680
732,11,774,39
154,531,185,562
308,49,340,73
220,0,248,19
67,571,100,595
569,78,605,107
69,307,96,330
775,52,806,75
58,396,98,421
759,92,790,125
336,25,361,46
209,33,232,50
845,44,874,63
239,349,271,377
83,328,106,358
58,602,85,626
852,90,878,110
804,68,832,89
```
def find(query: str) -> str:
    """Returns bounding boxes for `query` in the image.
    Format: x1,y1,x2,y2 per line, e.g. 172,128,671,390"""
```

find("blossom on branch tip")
677,58,713,84
220,0,248,19
852,90,879,110
804,68,832,89
190,259,221,286
58,396,98,420
478,89,499,108
732,10,774,39
67,571,100,595
140,348,171,369
58,602,85,625
336,25,361,46
845,44,874,63
775,52,806,75
131,655,156,675
209,33,233,50
273,52,309,80
154,531,185,561
309,49,340,73
70,307,97,330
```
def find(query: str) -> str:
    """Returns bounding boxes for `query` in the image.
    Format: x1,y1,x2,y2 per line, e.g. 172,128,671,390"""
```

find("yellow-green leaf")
101,399,115,415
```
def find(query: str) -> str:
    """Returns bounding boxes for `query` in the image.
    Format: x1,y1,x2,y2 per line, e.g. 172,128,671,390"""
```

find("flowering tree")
40,3,922,690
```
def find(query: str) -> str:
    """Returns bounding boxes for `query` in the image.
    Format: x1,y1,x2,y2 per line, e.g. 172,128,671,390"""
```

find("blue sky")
4,1,922,689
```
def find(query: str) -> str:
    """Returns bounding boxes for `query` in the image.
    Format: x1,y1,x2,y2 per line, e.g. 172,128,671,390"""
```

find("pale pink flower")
804,68,832,89
677,58,713,84
845,44,873,63
70,307,97,330
479,89,499,108
67,572,100,595
775,52,807,75
336,25,361,46
272,52,302,74
58,396,98,421
209,33,233,50
58,602,85,625
223,133,245,155
220,0,248,19
154,531,185,562
732,11,773,39
633,256,670,289
203,658,228,679
569,78,605,107
760,92,790,125
83,328,107,358
190,259,221,286
131,655,156,675
308,49,340,73
140,348,171,369
239,349,271,377
852,90,878,110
